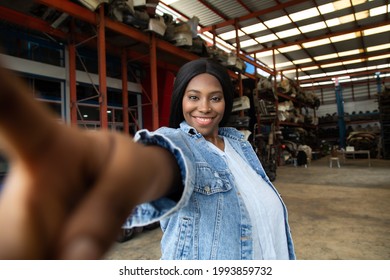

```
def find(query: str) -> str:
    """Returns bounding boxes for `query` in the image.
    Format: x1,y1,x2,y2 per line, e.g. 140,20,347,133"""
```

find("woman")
0,58,294,259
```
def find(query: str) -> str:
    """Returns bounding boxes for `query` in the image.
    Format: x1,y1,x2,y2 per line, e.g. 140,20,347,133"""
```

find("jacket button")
204,186,211,193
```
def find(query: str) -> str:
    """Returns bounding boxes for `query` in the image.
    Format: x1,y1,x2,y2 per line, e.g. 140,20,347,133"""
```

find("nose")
198,98,210,113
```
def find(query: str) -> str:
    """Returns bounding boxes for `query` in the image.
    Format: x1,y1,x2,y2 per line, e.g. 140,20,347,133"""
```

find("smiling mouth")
193,116,214,125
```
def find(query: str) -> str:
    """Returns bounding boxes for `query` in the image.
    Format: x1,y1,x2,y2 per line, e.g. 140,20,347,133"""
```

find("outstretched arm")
0,66,180,259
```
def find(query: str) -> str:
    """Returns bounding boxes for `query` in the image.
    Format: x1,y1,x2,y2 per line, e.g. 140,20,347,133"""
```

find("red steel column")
97,5,108,129
68,42,78,126
150,33,159,130
121,50,129,134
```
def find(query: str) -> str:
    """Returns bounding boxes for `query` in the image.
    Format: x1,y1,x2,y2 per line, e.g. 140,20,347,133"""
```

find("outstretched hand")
0,66,177,259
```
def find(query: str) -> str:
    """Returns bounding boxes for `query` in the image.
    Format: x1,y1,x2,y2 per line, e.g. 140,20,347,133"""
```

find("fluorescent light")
299,21,327,33
255,33,278,43
290,7,319,22
314,53,338,61
83,114,88,118
276,28,301,39
330,32,358,42
367,43,390,52
219,30,245,40
302,38,331,48
241,23,267,34
278,45,301,53
264,16,291,28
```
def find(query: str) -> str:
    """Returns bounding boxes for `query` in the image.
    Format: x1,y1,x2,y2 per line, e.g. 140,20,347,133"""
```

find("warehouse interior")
0,0,389,259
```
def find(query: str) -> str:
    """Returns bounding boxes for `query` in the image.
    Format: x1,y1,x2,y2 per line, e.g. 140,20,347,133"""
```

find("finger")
0,66,58,161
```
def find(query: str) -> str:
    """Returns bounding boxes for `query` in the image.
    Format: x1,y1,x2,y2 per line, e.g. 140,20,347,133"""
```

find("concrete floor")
104,156,390,260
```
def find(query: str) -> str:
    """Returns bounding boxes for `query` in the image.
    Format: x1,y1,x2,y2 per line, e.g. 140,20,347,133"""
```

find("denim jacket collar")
179,121,245,141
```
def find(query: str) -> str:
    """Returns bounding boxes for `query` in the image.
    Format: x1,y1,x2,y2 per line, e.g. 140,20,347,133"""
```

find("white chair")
329,157,340,168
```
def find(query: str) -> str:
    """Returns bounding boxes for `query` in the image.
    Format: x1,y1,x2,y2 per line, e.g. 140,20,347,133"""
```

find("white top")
207,137,289,259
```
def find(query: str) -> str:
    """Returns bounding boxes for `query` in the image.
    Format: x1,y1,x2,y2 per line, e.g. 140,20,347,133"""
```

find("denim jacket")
124,121,295,260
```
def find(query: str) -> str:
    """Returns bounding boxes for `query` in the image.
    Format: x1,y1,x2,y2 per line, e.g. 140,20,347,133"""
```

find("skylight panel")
355,10,369,20
237,39,258,48
322,62,343,68
301,66,319,71
293,58,312,65
367,43,390,52
343,59,364,65
370,5,388,17
299,21,327,33
278,45,302,53
289,7,319,22
368,54,390,61
253,50,274,58
276,28,301,39
241,23,267,34
318,3,335,14
330,32,358,43
256,33,278,43
326,18,341,27
264,16,291,28
338,49,361,57
363,25,390,36
310,73,327,78
302,38,331,48
314,53,338,61
275,61,294,68
219,30,245,40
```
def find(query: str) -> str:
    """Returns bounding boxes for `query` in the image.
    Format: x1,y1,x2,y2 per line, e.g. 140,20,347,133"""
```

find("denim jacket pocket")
193,162,232,195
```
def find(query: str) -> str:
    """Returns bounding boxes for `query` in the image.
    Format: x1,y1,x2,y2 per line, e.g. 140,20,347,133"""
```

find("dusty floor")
104,156,390,260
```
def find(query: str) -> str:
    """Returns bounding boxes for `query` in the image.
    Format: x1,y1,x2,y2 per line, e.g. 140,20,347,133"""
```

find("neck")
205,135,224,151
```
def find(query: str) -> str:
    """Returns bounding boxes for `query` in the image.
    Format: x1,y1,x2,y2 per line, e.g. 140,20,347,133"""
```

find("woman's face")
182,73,225,139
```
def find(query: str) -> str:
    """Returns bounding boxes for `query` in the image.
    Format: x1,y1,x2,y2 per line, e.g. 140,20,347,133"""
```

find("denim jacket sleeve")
122,127,195,229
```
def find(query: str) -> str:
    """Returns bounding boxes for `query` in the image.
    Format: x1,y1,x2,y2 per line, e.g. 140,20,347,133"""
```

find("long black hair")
169,58,234,128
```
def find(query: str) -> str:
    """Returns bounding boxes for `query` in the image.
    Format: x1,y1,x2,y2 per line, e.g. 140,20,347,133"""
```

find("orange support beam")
97,5,108,129
68,42,78,126
121,50,129,134
149,33,159,130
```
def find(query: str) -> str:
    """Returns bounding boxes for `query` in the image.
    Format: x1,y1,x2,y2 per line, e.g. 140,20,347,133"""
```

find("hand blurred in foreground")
0,66,178,259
